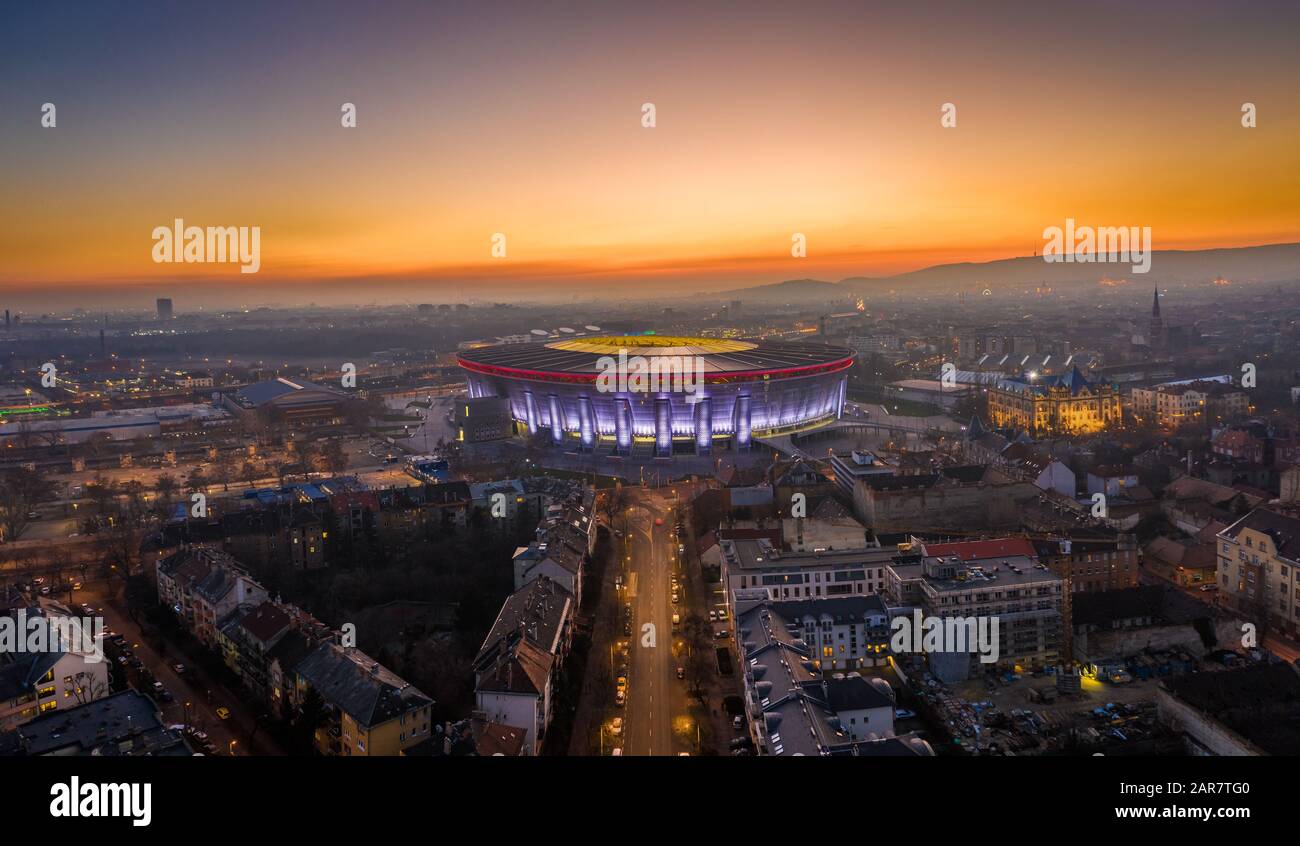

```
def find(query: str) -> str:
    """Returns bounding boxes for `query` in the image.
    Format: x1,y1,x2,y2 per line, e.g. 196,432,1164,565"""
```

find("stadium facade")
457,336,853,456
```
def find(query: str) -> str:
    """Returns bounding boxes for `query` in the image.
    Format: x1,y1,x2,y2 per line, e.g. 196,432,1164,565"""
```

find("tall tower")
1148,285,1163,351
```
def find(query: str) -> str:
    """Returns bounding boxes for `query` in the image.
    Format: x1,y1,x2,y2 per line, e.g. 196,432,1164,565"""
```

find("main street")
618,489,692,756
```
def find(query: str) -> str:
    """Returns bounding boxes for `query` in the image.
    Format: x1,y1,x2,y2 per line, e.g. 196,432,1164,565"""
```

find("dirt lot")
952,671,1161,725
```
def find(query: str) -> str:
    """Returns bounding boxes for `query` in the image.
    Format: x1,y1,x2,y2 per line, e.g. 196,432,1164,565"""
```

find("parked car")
709,611,717,622
215,707,231,720
676,666,685,680
894,708,917,720
715,629,730,639
610,718,623,737
173,663,187,675
732,715,744,730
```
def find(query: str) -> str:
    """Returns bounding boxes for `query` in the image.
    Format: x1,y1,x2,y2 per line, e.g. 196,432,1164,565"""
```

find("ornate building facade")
987,367,1122,436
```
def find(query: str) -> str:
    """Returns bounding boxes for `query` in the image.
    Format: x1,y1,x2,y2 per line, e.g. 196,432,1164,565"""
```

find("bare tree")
154,472,180,517
70,670,111,705
212,458,232,491
0,466,45,542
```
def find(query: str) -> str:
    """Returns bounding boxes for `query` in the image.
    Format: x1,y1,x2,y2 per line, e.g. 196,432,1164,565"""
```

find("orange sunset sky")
1,0,1298,304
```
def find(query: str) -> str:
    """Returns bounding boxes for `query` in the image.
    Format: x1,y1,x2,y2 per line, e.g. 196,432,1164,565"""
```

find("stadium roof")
458,336,853,384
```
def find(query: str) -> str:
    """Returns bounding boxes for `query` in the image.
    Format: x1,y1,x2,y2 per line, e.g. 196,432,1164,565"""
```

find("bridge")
759,403,964,459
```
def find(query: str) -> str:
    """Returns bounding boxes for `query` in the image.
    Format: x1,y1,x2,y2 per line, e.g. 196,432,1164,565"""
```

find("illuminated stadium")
457,336,854,456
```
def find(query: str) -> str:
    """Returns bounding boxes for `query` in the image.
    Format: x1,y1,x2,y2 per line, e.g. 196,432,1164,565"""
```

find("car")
715,629,730,639
1199,584,1219,592
71,582,82,590
615,689,625,707
676,666,685,680
152,681,165,693
708,611,717,622
173,664,187,675
654,518,663,526
39,586,50,595
80,604,94,616
160,690,174,703
215,707,231,720
611,747,623,756
894,708,917,720
32,577,44,586
717,608,728,620
729,736,752,750
671,593,679,605
188,730,209,742
732,715,744,730
27,511,40,520
610,718,623,737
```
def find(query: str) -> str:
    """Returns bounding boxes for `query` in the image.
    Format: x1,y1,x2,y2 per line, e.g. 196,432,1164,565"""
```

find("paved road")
620,492,690,756
77,582,283,756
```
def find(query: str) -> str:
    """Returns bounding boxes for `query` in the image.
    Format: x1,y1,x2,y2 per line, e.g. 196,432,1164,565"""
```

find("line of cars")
11,576,83,597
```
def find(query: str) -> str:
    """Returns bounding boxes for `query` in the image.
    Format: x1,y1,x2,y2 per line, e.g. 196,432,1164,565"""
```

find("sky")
1,0,1298,307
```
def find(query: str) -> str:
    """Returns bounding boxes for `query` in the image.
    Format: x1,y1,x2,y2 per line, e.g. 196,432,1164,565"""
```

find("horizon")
3,0,1299,308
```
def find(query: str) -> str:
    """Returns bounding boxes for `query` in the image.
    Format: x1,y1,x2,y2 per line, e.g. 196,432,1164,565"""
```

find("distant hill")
716,242,1300,301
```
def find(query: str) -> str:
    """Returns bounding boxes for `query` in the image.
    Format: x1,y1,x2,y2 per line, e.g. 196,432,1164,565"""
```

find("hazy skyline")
3,0,1299,307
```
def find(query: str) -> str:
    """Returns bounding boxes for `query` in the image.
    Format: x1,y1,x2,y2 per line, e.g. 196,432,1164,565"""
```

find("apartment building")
1130,379,1249,429
472,576,574,755
156,547,269,646
719,538,902,609
734,592,891,672
1216,508,1300,638
885,553,1063,681
1032,535,1140,593
735,598,933,756
293,642,433,757
0,605,111,731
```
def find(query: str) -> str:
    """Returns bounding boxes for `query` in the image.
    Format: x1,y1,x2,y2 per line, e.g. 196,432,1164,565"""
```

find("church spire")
1151,285,1160,318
